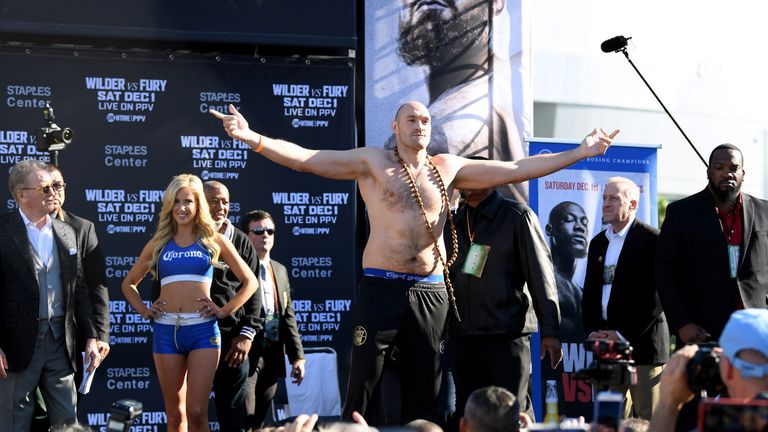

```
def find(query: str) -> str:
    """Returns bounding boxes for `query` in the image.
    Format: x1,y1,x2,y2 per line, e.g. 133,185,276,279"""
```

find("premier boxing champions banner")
528,140,659,421
364,0,531,201
0,46,356,430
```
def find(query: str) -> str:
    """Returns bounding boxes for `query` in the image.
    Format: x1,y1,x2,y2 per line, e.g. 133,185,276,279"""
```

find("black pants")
342,276,449,426
450,333,532,428
245,340,284,429
213,333,251,432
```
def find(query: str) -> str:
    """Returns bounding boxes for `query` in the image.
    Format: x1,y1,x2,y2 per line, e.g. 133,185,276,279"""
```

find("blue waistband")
363,268,444,283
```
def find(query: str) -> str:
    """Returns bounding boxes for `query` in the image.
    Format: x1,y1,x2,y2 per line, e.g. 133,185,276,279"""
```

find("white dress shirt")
260,258,276,316
601,216,634,320
20,208,53,265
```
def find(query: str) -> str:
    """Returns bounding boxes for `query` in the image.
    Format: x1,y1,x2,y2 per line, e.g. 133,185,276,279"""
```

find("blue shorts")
152,313,221,355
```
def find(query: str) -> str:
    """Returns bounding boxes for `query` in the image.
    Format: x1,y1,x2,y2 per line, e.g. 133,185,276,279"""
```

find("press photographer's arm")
649,344,698,431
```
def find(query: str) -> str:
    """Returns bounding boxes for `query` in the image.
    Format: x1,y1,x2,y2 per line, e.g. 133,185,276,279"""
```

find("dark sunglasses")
250,228,275,236
20,184,55,195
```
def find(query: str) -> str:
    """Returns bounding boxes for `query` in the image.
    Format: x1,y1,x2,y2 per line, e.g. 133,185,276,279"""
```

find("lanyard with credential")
719,206,740,279
461,208,491,277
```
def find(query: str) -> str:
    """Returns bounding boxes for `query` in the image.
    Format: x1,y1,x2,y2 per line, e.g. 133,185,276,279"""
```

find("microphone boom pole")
604,36,708,168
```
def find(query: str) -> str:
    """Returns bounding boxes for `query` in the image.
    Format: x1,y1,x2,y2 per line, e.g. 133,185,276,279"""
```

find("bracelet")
253,135,265,153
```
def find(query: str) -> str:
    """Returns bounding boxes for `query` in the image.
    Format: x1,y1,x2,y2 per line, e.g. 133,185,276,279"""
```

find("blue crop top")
158,239,214,287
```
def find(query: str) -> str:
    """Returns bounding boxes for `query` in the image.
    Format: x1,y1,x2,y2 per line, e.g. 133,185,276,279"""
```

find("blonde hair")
148,174,220,278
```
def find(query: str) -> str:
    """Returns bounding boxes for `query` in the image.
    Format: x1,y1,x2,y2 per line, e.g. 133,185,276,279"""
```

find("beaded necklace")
394,146,461,320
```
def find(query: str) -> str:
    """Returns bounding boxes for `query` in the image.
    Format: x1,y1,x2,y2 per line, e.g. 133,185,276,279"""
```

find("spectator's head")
546,201,589,260
51,423,93,431
46,163,67,215
707,143,744,204
241,209,275,259
460,386,520,432
619,417,649,432
203,181,230,227
459,156,493,206
601,177,639,232
8,159,56,219
405,419,443,432
397,0,506,67
317,424,375,432
718,308,768,398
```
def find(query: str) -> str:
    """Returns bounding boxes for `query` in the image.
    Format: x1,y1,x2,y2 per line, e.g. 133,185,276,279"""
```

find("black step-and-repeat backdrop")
0,46,356,430
0,0,356,48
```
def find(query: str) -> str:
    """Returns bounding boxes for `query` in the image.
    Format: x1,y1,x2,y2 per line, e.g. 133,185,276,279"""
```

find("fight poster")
528,140,659,420
0,46,356,430
364,0,531,201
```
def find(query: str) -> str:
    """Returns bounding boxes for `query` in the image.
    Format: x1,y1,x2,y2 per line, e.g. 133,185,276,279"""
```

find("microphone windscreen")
601,36,629,53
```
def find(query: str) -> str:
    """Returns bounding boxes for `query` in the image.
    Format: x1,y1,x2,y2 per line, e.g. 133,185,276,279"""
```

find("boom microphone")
601,36,631,53
601,35,708,167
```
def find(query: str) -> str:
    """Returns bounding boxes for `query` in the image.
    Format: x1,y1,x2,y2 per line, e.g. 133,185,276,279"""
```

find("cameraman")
649,308,768,431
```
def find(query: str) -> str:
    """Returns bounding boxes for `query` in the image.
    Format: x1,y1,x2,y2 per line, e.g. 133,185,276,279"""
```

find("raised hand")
580,127,620,157
209,104,260,147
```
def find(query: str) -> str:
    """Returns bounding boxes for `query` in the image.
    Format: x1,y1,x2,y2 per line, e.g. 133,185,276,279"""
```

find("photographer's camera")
686,342,725,396
574,339,638,387
106,399,142,432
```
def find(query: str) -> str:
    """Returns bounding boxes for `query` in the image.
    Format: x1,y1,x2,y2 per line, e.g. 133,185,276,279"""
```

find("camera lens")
686,344,725,395
61,128,73,143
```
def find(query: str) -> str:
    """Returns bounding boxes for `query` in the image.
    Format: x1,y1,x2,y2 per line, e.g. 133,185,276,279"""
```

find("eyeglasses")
52,182,66,191
250,228,275,236
20,184,55,195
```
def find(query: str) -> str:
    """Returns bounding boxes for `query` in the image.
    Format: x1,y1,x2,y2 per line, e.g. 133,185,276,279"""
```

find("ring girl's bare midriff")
160,281,210,312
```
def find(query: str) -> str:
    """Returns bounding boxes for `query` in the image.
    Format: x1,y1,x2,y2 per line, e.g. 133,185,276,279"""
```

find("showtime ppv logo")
291,118,329,128
106,113,146,123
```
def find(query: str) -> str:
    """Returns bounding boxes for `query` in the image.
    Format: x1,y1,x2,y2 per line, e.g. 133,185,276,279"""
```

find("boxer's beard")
397,6,489,67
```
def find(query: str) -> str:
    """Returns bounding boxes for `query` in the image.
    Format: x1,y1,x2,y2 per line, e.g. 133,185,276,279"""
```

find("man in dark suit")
657,144,768,344
449,180,561,427
0,159,101,431
241,210,304,428
203,181,262,432
582,177,668,420
48,165,110,361
657,144,768,431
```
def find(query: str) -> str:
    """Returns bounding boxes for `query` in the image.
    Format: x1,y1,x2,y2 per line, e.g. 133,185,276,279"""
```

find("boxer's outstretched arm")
210,104,371,180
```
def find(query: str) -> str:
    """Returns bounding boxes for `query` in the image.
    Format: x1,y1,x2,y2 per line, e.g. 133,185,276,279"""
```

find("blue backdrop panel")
527,140,658,421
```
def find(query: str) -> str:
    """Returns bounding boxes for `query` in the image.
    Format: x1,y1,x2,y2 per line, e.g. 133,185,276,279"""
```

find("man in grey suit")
0,159,101,431
30,164,112,431
241,210,305,428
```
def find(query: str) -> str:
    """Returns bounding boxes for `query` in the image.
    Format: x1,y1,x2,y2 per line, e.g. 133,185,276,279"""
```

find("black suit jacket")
0,210,97,372
449,191,560,339
582,219,669,365
250,259,304,378
657,189,768,340
59,210,110,345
